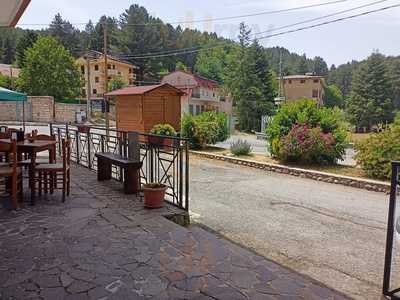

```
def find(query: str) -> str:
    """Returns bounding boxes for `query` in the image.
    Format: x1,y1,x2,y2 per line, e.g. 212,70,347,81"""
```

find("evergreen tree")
324,84,344,108
15,30,38,68
2,36,15,64
313,56,328,76
48,13,81,57
347,53,394,130
296,54,309,74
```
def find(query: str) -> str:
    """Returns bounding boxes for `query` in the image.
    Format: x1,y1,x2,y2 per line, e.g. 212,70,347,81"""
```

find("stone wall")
29,96,54,122
55,103,86,123
0,96,87,124
191,151,390,193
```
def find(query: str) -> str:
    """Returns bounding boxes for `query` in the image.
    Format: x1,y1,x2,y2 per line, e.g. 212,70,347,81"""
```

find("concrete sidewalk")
0,165,347,299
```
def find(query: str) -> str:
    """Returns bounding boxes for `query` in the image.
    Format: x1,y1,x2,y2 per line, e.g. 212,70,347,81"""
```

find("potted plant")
143,183,168,208
149,124,177,148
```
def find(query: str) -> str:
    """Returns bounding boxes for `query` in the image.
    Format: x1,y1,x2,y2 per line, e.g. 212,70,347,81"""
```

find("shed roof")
105,83,185,97
281,75,325,80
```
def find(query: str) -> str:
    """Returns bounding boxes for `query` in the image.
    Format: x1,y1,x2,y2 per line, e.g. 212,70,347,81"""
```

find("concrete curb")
190,150,390,194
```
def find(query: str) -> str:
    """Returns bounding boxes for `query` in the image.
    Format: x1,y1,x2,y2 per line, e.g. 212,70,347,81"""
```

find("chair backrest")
0,140,12,152
0,126,8,133
0,132,10,139
35,134,55,141
62,139,71,171
0,140,17,171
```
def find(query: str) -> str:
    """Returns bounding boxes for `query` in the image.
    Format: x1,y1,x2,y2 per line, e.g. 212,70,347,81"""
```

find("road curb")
190,150,390,194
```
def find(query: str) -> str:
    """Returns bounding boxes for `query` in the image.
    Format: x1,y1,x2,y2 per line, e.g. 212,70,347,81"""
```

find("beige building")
76,50,138,100
279,75,325,105
161,70,233,117
0,64,20,78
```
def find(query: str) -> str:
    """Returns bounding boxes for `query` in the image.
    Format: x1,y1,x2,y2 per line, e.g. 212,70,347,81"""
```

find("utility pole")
103,23,109,138
85,53,91,122
278,51,283,98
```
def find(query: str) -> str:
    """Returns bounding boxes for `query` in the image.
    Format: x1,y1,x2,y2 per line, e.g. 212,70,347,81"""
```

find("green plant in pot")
149,124,177,148
143,183,168,208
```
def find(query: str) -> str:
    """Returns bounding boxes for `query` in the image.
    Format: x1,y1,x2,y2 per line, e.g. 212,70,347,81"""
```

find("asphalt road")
189,157,389,299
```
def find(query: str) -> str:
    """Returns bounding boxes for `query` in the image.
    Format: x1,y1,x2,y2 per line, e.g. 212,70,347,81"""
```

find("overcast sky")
17,0,400,66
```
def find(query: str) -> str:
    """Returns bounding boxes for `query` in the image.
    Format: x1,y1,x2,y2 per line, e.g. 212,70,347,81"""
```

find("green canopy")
0,87,27,102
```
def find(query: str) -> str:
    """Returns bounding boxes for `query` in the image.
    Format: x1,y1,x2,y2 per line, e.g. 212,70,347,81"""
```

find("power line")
254,0,390,36
117,0,390,59
16,0,351,27
116,3,400,60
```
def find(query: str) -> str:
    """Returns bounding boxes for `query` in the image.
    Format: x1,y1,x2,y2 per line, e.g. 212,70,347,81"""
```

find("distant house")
279,74,325,105
76,50,139,102
0,64,20,78
161,70,233,117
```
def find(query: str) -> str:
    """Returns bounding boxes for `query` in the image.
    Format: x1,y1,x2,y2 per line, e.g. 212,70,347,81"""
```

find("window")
300,80,306,84
129,79,134,85
107,64,111,69
95,77,99,83
82,89,86,97
201,105,205,113
288,80,292,84
189,104,194,115
129,68,132,74
108,76,111,80
80,65,85,74
92,89,97,95
94,64,99,71
313,79,319,83
112,65,115,69
312,89,319,98
117,71,121,75
195,105,200,115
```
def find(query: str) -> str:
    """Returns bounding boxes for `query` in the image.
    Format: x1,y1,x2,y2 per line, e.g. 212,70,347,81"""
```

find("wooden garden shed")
106,83,184,133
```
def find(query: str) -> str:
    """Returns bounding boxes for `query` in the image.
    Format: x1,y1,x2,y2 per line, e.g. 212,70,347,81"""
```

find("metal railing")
383,161,400,299
50,124,189,211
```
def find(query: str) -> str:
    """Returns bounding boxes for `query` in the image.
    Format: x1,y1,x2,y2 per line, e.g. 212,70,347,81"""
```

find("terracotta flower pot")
143,183,168,208
148,136,174,148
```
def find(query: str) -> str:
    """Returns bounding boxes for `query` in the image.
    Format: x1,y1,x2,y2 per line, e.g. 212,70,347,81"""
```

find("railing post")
87,131,91,169
66,123,69,139
149,143,154,183
179,143,183,209
76,130,80,164
49,123,53,136
57,127,61,157
185,141,189,211
383,161,400,296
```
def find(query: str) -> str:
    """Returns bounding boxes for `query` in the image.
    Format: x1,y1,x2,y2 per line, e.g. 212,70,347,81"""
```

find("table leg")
97,158,111,181
30,151,36,205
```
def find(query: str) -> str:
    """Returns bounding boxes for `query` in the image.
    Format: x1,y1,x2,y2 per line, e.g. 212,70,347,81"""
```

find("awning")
0,0,31,27
0,87,27,101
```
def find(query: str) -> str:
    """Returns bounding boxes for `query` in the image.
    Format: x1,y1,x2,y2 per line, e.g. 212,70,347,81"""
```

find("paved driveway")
189,157,388,299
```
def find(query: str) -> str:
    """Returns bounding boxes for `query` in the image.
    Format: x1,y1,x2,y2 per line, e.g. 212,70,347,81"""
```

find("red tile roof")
105,83,185,96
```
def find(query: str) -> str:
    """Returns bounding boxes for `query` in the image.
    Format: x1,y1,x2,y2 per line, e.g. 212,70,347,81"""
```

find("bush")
150,124,177,137
230,139,252,156
355,113,400,179
181,112,229,149
266,98,347,164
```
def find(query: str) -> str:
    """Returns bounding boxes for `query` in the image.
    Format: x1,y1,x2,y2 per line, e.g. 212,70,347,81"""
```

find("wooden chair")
0,140,23,209
34,139,71,202
0,131,10,162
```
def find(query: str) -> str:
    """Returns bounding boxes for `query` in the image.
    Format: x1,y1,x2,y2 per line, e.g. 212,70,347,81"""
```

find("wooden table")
0,139,57,204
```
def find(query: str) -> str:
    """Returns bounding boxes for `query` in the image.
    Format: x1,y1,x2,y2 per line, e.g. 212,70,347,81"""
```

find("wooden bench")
95,152,142,194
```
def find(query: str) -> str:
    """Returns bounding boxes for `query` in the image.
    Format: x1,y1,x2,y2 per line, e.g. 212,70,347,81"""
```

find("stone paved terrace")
0,165,349,299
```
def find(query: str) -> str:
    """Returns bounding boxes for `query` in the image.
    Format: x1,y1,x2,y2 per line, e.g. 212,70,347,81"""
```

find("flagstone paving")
0,165,349,299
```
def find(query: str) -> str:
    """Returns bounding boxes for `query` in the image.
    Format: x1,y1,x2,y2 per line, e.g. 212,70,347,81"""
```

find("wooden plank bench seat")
95,152,142,194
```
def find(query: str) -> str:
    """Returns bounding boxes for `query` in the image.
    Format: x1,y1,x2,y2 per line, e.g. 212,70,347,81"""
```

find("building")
76,50,138,101
105,84,184,133
0,64,20,78
279,74,325,105
161,70,233,117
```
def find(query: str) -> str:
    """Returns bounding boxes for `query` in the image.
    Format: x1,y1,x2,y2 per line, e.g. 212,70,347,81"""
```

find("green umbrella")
0,87,27,130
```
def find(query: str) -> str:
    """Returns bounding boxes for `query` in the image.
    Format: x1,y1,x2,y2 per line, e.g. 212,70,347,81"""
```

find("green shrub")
355,113,400,179
181,112,229,149
150,124,177,137
230,139,252,156
266,98,347,164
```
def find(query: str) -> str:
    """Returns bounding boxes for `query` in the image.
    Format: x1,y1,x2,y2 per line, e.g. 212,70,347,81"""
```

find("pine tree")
48,13,81,57
15,30,38,68
347,53,394,130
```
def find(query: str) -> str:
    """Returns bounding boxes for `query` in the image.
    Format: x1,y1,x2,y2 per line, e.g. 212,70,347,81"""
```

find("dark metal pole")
383,161,400,296
185,141,189,211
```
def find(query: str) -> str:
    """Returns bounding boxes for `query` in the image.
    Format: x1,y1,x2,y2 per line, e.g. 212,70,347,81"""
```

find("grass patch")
196,148,378,181
349,132,371,144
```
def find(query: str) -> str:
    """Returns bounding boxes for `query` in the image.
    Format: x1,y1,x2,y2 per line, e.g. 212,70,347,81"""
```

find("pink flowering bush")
278,124,339,164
